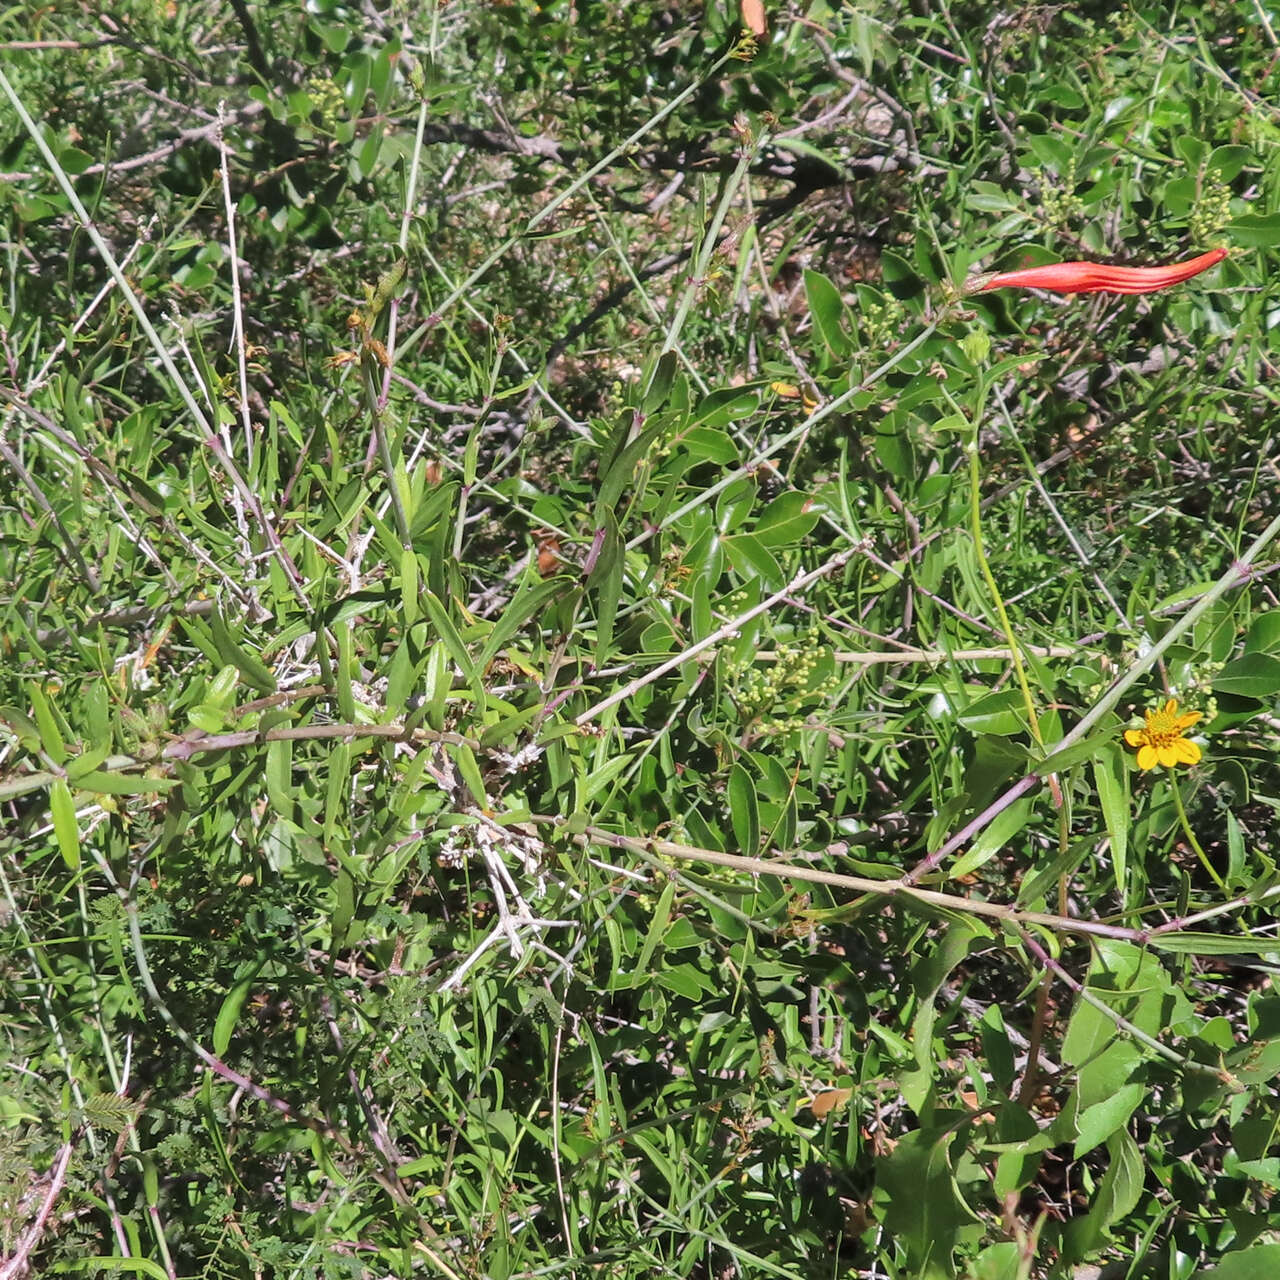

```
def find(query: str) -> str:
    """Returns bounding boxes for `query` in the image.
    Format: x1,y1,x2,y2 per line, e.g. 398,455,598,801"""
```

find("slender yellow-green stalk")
964,432,1043,746
1169,776,1227,892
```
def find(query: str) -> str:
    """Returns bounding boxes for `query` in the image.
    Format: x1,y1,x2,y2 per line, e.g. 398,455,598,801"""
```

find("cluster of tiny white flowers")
493,740,544,775
436,819,547,891
436,829,469,869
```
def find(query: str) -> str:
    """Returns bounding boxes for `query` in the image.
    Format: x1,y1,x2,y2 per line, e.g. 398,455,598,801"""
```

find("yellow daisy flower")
1124,698,1203,770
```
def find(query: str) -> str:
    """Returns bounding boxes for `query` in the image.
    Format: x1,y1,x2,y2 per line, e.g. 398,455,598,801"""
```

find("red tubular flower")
976,247,1227,295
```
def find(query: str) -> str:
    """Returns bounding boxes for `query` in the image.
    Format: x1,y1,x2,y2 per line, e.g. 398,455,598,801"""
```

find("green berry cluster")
1113,11,1139,40
1190,173,1233,243
303,75,346,129
1036,158,1085,231
732,642,837,728
860,295,908,350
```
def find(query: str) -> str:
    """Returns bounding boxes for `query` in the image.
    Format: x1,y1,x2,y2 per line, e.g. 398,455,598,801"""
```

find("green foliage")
3,1,1280,1277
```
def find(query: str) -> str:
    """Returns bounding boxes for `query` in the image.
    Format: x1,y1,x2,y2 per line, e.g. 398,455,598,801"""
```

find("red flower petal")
977,247,1227,296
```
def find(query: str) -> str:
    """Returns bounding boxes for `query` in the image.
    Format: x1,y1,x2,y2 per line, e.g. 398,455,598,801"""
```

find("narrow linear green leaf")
213,964,265,1056
478,575,566,671
421,590,480,691
73,771,179,795
727,762,760,856
208,608,277,694
27,680,67,763
49,777,81,871
50,1259,171,1279
1093,747,1129,901
627,877,675,985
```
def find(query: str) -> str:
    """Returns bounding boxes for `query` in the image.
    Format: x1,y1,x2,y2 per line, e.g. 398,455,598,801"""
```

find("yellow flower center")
1142,705,1185,746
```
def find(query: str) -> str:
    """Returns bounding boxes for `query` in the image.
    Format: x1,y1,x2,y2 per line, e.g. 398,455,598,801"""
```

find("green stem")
362,353,412,550
964,407,1071,989
658,130,763,365
965,435,1042,746
1168,772,1226,892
